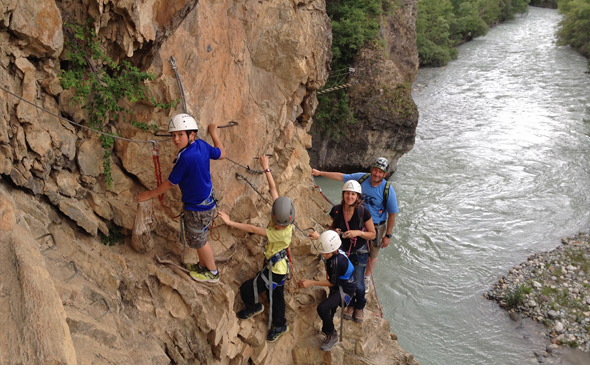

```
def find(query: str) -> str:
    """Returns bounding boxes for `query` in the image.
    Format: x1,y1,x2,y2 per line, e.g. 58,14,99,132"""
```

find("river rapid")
314,7,590,364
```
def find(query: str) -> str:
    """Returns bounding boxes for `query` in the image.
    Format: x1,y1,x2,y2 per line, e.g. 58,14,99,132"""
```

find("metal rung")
36,233,56,253
64,261,78,282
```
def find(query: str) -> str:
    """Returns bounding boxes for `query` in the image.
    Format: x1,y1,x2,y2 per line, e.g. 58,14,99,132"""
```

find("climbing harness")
253,248,289,330
178,191,218,260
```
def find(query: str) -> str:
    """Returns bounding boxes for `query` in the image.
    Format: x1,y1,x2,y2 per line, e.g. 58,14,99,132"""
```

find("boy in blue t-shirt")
137,113,225,283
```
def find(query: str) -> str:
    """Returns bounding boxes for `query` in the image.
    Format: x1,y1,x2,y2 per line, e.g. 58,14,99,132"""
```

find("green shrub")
554,0,590,68
505,284,529,308
315,1,395,139
60,21,174,187
417,0,532,67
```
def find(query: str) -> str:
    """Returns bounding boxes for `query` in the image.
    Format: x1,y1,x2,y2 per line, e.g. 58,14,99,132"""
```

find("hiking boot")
190,269,220,283
236,305,264,320
320,331,339,352
353,308,364,323
266,325,289,342
364,276,372,293
343,305,354,320
186,263,206,273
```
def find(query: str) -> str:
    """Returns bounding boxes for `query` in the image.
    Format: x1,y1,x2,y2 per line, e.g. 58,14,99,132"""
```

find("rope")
151,142,174,216
317,67,355,95
227,158,264,174
317,83,352,95
169,56,187,113
370,270,384,318
0,85,178,216
0,86,154,144
314,184,335,206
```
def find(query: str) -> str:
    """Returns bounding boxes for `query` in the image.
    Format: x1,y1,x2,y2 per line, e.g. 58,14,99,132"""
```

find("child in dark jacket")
299,230,356,352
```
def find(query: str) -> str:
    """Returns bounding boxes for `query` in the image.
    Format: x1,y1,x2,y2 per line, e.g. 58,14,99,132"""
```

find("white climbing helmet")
342,180,362,195
168,113,198,133
319,230,342,254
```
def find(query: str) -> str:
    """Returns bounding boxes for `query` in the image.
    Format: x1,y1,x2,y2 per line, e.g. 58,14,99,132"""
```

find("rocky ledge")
485,233,590,358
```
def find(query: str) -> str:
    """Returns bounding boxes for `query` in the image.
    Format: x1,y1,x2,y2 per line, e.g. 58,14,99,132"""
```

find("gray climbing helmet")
373,157,389,173
271,196,295,226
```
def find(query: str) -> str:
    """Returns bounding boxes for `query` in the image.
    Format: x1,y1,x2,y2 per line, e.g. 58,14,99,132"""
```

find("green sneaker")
190,269,220,283
186,263,206,273
266,325,289,342
237,305,264,320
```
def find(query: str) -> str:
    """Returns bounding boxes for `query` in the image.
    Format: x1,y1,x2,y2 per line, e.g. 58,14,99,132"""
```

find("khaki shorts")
183,208,214,249
369,222,387,259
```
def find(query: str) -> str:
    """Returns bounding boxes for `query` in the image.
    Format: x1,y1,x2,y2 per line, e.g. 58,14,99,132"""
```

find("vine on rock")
59,21,175,188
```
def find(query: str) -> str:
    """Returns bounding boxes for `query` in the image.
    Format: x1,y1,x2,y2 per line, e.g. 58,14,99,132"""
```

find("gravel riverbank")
485,232,590,363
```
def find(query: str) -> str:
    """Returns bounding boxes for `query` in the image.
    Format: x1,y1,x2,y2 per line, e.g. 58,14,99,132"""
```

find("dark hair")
340,191,362,209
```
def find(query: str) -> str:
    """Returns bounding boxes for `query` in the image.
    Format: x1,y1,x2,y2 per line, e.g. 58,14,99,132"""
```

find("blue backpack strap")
339,257,354,281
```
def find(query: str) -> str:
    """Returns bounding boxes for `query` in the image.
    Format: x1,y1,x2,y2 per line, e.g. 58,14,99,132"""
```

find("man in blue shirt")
312,157,398,291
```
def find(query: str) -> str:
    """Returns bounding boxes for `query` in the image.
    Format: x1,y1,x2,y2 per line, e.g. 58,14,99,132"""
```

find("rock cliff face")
0,0,417,364
309,0,419,172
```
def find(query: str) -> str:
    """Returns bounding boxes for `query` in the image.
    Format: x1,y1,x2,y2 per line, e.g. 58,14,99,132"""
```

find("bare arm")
208,124,226,160
342,217,376,241
381,213,396,248
218,211,267,237
311,169,344,182
137,180,174,202
259,155,278,200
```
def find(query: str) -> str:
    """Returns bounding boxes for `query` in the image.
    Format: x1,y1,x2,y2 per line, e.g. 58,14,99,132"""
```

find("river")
313,7,590,364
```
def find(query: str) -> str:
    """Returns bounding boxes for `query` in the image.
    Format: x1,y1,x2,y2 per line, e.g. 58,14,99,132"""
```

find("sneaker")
353,308,364,323
190,269,220,283
186,263,206,273
364,276,372,293
343,305,354,320
320,331,339,351
236,305,264,320
266,325,289,342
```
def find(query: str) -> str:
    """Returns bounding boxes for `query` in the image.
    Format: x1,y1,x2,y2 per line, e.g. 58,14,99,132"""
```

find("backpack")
357,173,391,214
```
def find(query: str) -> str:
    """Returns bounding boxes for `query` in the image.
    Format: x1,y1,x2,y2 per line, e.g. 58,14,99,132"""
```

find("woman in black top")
309,180,376,323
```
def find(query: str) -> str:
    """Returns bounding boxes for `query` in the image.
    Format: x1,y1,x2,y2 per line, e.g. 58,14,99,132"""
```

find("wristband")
385,233,392,238
264,168,271,173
